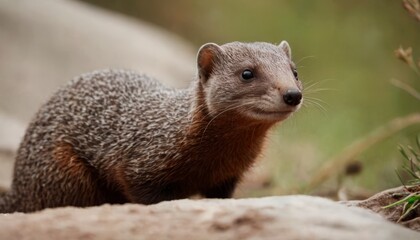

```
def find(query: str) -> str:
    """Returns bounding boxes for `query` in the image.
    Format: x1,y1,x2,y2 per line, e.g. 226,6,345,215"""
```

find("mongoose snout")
283,89,303,106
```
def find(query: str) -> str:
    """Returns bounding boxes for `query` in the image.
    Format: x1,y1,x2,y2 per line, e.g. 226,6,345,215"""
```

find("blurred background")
0,0,419,200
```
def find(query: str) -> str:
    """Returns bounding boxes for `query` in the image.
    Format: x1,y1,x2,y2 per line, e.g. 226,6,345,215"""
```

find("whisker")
305,97,329,107
304,88,336,94
295,55,316,65
304,78,335,91
304,100,328,115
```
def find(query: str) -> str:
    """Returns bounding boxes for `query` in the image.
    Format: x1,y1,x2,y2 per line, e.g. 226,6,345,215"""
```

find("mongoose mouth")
248,108,296,122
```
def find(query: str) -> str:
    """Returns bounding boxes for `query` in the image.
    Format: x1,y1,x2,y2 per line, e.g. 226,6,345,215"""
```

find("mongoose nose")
283,89,302,106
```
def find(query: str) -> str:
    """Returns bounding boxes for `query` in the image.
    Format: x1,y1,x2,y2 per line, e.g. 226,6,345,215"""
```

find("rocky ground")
0,196,418,240
345,185,420,231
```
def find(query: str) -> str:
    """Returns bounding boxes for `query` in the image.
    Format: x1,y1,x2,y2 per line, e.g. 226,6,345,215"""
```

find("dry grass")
403,0,420,22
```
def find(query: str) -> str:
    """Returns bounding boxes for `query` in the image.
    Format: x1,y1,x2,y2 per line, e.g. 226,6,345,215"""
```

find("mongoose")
0,41,303,213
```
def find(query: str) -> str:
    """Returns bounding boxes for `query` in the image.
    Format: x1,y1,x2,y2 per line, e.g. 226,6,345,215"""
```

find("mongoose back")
0,41,303,213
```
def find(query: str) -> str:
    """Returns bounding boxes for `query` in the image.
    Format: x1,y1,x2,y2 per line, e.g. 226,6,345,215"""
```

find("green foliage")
383,193,420,222
384,135,420,222
396,135,420,185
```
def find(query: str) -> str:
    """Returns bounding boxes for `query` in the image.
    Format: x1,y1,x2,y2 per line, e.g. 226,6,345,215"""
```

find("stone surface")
0,196,418,240
0,113,24,189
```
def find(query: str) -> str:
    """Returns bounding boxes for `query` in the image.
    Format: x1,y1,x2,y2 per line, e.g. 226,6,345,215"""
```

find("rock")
0,113,25,153
0,0,195,122
0,113,25,189
344,185,420,231
0,196,418,240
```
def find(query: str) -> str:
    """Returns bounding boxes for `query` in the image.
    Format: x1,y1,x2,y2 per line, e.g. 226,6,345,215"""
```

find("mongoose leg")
202,177,239,198
121,180,187,205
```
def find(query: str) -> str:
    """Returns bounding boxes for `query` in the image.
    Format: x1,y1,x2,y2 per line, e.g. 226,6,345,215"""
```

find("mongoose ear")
197,43,223,82
279,41,292,59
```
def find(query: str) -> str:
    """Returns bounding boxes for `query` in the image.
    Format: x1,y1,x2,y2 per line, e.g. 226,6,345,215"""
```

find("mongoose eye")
241,69,254,82
292,69,298,80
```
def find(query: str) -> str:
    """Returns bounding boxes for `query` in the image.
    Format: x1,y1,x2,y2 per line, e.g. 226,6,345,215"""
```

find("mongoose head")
197,41,303,123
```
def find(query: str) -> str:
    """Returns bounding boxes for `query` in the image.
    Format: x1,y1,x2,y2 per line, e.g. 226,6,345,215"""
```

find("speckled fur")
0,42,302,213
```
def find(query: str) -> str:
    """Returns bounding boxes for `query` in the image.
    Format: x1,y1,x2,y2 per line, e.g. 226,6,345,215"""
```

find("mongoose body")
0,41,303,213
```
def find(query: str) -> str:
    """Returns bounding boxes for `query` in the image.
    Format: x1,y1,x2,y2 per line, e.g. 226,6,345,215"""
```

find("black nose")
283,89,302,106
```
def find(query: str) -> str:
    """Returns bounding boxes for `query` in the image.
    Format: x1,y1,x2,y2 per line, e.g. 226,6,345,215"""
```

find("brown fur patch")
176,91,273,187
111,165,134,202
53,142,90,176
53,142,131,203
